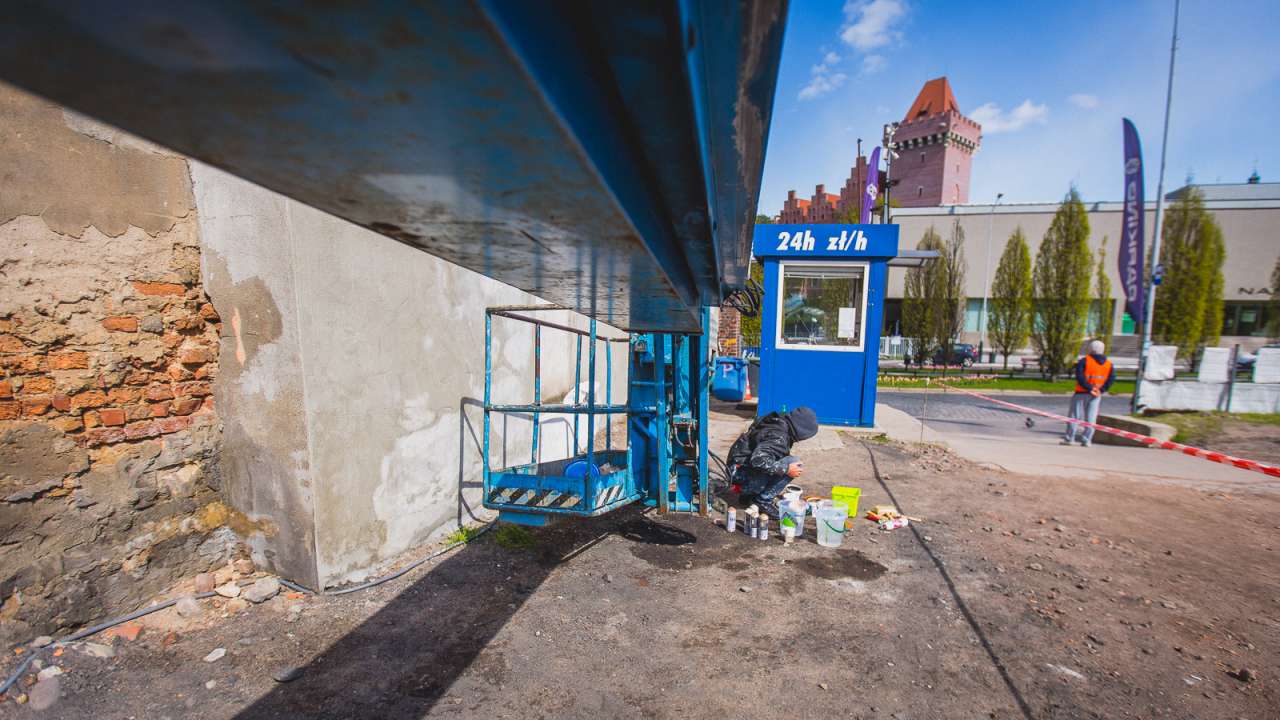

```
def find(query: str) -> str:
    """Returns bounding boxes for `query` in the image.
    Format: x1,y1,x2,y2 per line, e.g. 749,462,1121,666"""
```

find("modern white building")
887,181,1280,356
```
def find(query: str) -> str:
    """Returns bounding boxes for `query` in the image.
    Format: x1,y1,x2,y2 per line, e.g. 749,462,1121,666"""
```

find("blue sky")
758,0,1280,212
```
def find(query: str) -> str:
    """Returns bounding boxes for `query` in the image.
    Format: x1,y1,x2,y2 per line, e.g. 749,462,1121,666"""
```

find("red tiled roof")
904,77,959,121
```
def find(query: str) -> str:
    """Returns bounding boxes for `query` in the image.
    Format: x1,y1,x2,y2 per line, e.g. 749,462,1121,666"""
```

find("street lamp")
979,192,1004,363
881,122,899,224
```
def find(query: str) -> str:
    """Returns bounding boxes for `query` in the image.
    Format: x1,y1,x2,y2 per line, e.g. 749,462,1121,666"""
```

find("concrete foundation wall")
2,79,634,640
1140,381,1280,414
192,164,626,588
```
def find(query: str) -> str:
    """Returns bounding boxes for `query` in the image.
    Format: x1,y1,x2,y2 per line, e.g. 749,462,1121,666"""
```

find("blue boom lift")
0,0,787,523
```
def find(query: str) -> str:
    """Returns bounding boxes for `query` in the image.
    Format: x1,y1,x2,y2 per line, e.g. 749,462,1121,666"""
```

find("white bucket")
778,499,807,539
815,500,849,548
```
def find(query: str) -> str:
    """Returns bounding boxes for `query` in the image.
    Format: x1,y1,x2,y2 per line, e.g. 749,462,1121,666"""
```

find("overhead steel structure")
0,0,787,332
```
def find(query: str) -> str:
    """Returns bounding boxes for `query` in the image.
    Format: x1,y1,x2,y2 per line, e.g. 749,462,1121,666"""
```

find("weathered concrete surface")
1094,414,1176,447
0,84,193,238
191,163,318,589
0,84,230,647
1139,379,1280,414
192,162,627,588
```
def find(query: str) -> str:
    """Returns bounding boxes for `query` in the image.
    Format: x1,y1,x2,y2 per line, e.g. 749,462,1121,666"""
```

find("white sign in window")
837,307,857,338
776,262,868,351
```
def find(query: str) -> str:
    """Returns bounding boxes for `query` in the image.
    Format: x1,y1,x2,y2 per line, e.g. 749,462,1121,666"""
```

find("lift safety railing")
482,306,635,523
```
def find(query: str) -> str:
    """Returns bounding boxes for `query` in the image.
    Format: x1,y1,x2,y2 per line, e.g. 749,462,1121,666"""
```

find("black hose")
281,521,495,597
2,520,497,694
723,278,764,318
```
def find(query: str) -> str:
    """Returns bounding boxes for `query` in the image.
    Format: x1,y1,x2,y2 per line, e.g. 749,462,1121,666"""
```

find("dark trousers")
738,455,798,506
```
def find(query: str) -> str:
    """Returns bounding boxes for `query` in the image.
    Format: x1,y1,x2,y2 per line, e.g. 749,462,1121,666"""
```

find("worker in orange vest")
1062,340,1116,447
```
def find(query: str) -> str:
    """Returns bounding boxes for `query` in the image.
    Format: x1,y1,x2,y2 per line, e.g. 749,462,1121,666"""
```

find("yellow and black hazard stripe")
488,487,582,509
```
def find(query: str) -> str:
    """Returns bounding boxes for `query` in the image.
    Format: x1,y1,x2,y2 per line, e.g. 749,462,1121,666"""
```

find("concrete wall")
1141,381,1280,414
192,164,626,588
1,77,633,639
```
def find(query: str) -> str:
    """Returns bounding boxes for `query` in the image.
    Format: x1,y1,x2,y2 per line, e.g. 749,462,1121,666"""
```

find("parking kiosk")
752,223,900,427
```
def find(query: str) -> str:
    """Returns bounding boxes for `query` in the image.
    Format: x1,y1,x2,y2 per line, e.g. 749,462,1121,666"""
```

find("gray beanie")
786,406,819,441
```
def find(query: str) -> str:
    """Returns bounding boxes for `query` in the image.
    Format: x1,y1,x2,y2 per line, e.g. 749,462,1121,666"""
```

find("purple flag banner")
1120,119,1145,326
860,146,881,224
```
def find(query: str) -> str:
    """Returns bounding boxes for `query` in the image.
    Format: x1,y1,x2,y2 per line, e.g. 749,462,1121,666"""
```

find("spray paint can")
745,505,759,538
726,507,737,533
758,516,769,541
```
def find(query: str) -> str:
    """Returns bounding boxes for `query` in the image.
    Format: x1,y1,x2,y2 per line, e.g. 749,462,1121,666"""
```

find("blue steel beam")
0,1,786,332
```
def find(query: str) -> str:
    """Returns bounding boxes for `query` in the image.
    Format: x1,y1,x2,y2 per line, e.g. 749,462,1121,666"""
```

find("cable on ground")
1,520,497,696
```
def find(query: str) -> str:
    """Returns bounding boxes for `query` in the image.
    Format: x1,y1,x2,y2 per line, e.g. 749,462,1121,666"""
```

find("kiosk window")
777,263,867,349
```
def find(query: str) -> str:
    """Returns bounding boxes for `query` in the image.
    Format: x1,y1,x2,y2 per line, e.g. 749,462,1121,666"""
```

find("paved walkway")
873,396,1280,495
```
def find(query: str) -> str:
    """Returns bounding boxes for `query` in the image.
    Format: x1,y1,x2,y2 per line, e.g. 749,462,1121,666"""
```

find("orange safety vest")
1075,355,1113,394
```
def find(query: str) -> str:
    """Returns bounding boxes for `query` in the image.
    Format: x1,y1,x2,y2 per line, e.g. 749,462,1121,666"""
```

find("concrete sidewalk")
874,403,1280,494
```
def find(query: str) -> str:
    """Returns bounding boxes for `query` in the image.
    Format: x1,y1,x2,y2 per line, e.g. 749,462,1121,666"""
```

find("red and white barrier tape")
931,381,1280,479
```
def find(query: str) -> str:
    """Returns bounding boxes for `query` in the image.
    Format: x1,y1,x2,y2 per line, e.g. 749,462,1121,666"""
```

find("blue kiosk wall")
752,224,900,427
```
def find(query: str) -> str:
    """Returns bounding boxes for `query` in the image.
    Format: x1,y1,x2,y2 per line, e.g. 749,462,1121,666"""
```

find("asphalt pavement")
877,390,1130,439
874,390,1278,491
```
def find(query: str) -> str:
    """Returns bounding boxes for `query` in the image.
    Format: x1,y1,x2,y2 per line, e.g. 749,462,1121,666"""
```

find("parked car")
1236,343,1280,371
932,343,979,368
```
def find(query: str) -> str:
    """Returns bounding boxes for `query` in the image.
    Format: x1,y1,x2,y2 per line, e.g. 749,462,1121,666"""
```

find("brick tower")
890,77,981,207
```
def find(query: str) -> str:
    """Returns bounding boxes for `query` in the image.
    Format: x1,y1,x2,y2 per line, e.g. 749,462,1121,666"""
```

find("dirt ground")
3,409,1278,719
1150,412,1280,467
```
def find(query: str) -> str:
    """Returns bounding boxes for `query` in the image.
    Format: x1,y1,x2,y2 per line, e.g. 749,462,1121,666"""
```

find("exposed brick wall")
0,85,236,646
776,156,883,222
718,306,741,355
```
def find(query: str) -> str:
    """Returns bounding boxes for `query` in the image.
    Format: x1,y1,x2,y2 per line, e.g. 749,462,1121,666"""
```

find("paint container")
758,516,769,541
782,526,795,544
726,507,736,533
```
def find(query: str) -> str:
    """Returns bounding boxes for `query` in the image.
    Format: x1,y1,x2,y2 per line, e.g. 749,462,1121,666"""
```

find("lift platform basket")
486,451,636,516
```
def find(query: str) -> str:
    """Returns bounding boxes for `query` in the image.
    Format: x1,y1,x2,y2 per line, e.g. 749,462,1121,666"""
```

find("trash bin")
711,357,748,402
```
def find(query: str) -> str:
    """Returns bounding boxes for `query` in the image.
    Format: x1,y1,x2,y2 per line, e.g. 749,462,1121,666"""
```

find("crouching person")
725,406,820,518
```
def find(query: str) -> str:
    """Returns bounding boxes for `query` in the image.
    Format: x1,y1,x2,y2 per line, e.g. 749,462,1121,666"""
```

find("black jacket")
727,412,798,479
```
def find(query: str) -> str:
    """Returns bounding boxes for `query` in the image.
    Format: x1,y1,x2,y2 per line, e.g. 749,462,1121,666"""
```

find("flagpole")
1133,0,1180,414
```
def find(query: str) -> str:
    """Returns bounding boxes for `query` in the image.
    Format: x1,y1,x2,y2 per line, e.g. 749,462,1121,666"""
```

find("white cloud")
799,71,847,100
970,99,1049,133
1069,93,1100,109
799,50,847,101
860,54,887,75
840,0,908,52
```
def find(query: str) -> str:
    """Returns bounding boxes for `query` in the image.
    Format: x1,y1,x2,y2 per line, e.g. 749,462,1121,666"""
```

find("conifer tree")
1151,189,1226,360
1032,188,1093,378
1269,255,1280,337
1094,236,1115,343
989,228,1033,369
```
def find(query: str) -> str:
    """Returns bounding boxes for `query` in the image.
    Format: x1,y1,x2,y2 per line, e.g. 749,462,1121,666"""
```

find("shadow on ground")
231,508,660,719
